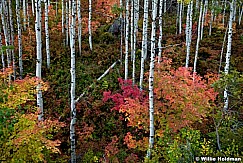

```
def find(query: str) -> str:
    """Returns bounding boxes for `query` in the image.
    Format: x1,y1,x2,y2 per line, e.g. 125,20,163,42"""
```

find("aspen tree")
223,0,235,113
219,24,228,73
35,0,43,121
223,0,226,26
176,1,179,34
185,1,193,68
209,0,214,36
179,1,183,34
0,30,4,70
147,0,158,158
131,0,134,62
32,0,35,15
196,0,199,10
23,0,27,30
77,0,82,56
125,0,129,80
88,0,93,51
1,0,11,70
239,4,243,24
7,0,15,80
200,0,208,40
193,1,203,74
158,0,163,63
45,0,50,68
164,0,166,13
139,0,148,90
70,0,77,162
132,0,139,85
16,0,23,79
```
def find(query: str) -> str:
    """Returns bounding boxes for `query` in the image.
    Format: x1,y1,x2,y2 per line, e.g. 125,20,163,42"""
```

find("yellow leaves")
3,112,63,161
0,74,49,110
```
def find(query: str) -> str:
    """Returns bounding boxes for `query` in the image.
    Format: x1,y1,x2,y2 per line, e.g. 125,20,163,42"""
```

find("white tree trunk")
223,0,234,113
1,0,11,70
70,0,77,162
0,30,4,70
125,0,129,80
8,0,15,80
200,0,208,40
132,0,139,85
23,0,27,30
223,0,226,26
130,0,134,62
32,0,35,15
88,0,93,51
176,1,179,35
219,24,228,73
16,0,23,79
147,0,157,158
45,0,50,68
179,1,182,34
209,0,214,36
139,0,148,90
193,1,203,74
239,4,243,24
77,0,82,56
185,1,192,68
35,0,43,121
163,0,166,13
158,0,163,63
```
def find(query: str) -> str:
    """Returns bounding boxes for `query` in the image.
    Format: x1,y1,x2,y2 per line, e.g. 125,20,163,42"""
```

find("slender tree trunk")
16,0,23,79
88,0,92,51
163,0,166,13
223,0,234,113
1,0,11,71
176,1,179,35
200,0,208,40
8,0,15,80
132,0,139,85
158,0,163,63
147,0,157,158
219,24,228,73
70,0,77,162
125,0,129,80
193,1,203,74
239,3,243,25
35,0,43,121
209,0,214,36
139,0,148,90
223,0,226,26
179,1,182,34
32,0,35,15
77,0,82,56
130,0,134,62
0,30,5,71
23,0,27,30
45,0,50,68
185,1,192,68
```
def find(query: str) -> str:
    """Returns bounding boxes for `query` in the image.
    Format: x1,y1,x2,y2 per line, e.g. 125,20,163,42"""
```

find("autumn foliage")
103,58,218,153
